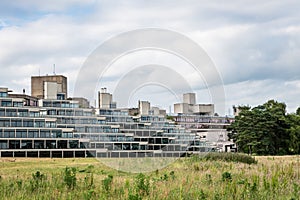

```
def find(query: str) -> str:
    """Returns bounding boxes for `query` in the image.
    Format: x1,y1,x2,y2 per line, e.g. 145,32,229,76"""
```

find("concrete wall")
44,82,57,99
193,104,214,115
174,103,189,114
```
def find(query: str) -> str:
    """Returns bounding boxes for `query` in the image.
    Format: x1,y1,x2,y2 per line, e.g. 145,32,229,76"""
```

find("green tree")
228,100,293,155
286,112,300,154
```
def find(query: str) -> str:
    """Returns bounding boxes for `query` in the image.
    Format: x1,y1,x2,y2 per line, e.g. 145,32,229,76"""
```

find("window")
47,109,56,115
0,140,8,149
6,109,17,117
0,119,10,127
57,140,67,148
28,130,39,138
46,140,56,149
18,109,28,117
9,140,20,149
16,130,27,138
46,121,56,128
34,140,44,149
40,130,51,138
57,94,65,100
57,110,65,115
0,109,5,116
69,140,78,148
30,112,40,117
1,100,12,107
13,102,23,107
43,101,51,107
0,92,8,97
24,120,34,127
11,119,22,127
4,130,14,138
34,120,45,127
21,140,32,149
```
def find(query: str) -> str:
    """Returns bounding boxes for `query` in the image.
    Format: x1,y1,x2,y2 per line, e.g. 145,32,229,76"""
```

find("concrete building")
174,93,214,115
98,88,116,109
138,101,150,115
0,74,235,158
183,93,196,104
31,75,67,100
68,97,90,108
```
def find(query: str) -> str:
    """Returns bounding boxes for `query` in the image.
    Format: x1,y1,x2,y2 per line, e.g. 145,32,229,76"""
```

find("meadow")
0,153,299,200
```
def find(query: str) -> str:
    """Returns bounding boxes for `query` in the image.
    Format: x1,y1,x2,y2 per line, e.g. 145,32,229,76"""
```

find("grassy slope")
0,156,299,200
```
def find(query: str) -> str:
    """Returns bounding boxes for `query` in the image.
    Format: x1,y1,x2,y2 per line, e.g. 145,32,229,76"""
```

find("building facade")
0,76,234,158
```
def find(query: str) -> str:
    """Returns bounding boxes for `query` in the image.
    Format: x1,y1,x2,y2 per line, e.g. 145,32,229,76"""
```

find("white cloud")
0,0,299,114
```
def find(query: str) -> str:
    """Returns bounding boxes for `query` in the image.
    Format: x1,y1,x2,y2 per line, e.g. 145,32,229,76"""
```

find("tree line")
227,100,300,155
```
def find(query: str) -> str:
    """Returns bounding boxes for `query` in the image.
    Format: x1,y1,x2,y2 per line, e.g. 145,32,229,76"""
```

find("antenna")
53,64,56,75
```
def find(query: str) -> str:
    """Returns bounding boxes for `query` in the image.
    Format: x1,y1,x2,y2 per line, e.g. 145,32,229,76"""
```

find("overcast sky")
0,0,299,115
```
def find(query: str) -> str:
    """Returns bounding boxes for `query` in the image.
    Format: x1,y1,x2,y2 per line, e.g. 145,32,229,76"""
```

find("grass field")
0,154,299,200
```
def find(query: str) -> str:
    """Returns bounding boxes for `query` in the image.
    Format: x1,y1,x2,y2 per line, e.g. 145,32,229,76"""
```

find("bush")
64,167,77,189
203,152,257,164
222,172,232,182
102,174,113,192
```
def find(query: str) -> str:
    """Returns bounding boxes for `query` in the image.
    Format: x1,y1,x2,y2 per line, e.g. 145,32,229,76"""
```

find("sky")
0,0,299,115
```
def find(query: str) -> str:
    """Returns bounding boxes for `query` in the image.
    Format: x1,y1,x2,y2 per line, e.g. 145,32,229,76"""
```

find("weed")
135,173,150,196
102,174,113,192
64,167,77,189
222,172,232,182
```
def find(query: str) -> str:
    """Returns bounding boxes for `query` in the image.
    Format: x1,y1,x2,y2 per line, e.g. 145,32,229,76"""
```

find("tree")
286,113,300,154
227,100,294,155
296,107,300,116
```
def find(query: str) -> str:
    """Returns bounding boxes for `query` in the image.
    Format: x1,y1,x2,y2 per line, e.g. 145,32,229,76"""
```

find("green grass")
0,155,299,199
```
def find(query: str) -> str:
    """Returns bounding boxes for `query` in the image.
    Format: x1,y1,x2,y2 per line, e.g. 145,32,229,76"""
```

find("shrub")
102,174,113,192
135,173,150,196
64,167,77,189
30,171,47,191
203,152,257,164
222,172,232,182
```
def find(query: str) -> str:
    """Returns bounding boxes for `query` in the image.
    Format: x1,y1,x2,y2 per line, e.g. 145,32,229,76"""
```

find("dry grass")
0,155,299,199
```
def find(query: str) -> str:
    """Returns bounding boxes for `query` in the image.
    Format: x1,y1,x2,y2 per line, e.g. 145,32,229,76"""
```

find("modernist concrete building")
31,75,68,100
174,93,214,115
98,88,116,109
138,101,150,115
0,75,220,158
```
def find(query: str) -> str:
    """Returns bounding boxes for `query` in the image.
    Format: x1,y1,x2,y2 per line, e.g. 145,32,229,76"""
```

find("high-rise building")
174,93,214,115
31,75,67,100
98,88,116,109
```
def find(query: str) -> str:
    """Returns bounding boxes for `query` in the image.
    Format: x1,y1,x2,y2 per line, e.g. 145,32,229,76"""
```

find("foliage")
102,174,113,192
221,172,232,182
64,167,77,189
228,100,300,155
203,152,257,164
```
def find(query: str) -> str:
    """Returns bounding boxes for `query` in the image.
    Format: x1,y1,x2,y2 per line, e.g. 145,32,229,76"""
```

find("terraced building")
0,75,233,158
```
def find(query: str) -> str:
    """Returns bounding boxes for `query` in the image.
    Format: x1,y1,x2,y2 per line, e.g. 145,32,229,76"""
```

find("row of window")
0,108,40,117
69,126,119,133
56,117,99,125
0,119,56,128
99,110,129,116
0,129,73,138
0,140,81,149
46,109,93,116
42,101,79,108
1,100,23,107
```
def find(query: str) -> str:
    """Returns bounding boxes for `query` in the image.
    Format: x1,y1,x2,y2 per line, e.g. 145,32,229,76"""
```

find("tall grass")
0,155,299,199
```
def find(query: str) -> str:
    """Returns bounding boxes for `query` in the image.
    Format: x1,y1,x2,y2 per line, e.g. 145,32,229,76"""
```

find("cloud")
0,0,299,115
